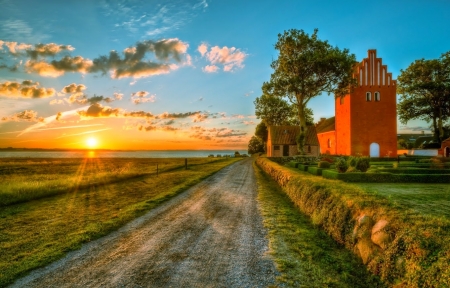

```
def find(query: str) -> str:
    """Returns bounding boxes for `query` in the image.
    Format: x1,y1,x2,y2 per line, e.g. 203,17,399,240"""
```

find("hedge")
381,168,450,175
307,166,326,176
322,170,450,183
256,157,450,287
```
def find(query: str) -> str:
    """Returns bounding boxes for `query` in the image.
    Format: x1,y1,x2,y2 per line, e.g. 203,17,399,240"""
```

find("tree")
248,136,265,155
254,93,314,126
263,28,356,151
255,94,294,125
397,52,450,144
255,121,268,151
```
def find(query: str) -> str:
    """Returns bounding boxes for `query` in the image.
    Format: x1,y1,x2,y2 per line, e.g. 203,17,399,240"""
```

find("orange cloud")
77,103,121,118
1,110,44,122
61,83,86,94
0,80,55,98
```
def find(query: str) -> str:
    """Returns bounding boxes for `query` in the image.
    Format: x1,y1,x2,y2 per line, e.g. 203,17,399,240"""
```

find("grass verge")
253,161,384,287
0,157,240,287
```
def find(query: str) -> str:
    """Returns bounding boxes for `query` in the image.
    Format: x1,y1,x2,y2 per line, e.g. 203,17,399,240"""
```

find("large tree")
397,51,450,143
248,136,265,155
262,28,356,151
254,93,314,126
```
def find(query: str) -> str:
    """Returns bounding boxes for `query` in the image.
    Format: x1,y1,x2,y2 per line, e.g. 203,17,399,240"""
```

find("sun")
86,137,98,149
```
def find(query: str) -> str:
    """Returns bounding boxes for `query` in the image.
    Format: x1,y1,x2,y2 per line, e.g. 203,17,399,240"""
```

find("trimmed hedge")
322,170,450,183
307,166,325,176
256,157,450,287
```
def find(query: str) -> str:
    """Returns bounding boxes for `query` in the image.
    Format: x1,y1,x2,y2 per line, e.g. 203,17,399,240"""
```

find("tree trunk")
296,100,308,154
432,116,440,144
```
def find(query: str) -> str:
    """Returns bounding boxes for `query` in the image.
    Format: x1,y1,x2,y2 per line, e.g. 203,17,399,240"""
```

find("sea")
0,150,249,158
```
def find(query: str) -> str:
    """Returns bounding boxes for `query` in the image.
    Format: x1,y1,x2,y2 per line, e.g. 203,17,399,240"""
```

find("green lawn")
355,183,450,219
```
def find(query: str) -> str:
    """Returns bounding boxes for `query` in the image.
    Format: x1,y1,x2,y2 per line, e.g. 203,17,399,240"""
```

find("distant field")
355,183,450,219
0,157,220,207
0,157,240,287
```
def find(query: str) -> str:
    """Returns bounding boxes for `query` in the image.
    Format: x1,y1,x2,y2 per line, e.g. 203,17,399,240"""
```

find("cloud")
199,44,247,72
243,121,255,125
114,93,123,100
50,99,64,105
0,80,55,98
131,90,156,104
198,43,208,56
77,103,122,118
61,83,86,94
0,41,32,54
202,65,218,73
12,39,189,79
1,110,44,122
189,126,247,141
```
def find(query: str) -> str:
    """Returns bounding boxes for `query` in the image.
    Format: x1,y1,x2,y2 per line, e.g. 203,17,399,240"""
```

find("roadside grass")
355,183,450,219
0,157,216,206
253,162,384,287
0,157,240,288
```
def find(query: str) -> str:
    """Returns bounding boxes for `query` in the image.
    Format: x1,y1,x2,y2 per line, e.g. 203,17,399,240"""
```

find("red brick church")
316,49,397,157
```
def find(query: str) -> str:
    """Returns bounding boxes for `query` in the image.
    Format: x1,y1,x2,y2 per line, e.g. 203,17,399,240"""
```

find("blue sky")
0,0,449,150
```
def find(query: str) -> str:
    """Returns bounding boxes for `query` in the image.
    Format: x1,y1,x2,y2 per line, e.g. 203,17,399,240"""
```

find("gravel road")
10,158,278,288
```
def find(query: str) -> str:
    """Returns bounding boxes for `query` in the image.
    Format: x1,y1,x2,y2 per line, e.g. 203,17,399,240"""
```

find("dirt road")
11,158,278,288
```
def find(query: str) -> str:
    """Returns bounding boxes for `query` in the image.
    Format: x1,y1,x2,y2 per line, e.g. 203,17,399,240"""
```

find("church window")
366,92,371,101
340,96,344,105
327,139,331,148
375,92,380,101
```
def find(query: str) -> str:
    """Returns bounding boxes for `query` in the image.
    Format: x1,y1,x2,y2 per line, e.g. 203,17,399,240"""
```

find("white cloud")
199,44,247,73
203,65,219,73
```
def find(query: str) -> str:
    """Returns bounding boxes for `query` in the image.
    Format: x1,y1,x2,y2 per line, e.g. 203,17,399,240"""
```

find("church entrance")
370,143,380,157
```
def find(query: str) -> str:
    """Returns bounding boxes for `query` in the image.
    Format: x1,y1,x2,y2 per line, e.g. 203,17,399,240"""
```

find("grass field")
0,157,240,287
355,183,450,219
0,157,217,206
253,161,384,287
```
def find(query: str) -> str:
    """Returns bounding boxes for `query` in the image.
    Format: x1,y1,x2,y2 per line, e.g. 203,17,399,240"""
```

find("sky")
0,0,449,150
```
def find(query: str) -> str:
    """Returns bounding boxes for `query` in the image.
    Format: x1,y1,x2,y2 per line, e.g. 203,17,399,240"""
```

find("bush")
321,157,334,163
318,161,331,168
347,156,370,172
335,158,348,173
346,167,361,173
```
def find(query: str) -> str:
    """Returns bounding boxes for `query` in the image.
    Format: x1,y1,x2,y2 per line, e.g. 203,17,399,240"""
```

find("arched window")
366,92,371,101
327,139,331,148
340,96,344,105
375,92,380,101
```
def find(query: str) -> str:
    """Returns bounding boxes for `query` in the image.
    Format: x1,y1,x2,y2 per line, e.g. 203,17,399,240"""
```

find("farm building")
267,125,319,157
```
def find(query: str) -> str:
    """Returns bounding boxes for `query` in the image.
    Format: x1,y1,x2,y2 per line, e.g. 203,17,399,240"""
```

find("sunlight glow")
86,137,98,149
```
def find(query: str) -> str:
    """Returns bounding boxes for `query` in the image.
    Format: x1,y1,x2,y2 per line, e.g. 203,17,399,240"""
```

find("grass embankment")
0,157,240,287
253,162,384,287
256,157,450,287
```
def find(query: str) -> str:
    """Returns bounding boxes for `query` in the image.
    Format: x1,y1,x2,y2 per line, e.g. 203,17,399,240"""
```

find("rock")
356,238,378,264
352,215,374,241
371,220,391,249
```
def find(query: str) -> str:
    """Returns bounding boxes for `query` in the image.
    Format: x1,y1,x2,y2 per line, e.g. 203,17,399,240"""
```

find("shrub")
346,167,361,173
347,156,370,172
335,158,348,173
318,161,331,168
321,157,334,163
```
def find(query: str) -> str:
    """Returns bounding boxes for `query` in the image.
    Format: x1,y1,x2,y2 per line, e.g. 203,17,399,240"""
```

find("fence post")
185,158,187,170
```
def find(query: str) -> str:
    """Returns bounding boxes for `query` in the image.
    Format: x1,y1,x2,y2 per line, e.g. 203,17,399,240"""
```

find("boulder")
371,220,392,249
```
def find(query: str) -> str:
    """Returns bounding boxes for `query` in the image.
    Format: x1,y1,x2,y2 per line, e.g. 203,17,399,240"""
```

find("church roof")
268,125,319,146
316,117,335,133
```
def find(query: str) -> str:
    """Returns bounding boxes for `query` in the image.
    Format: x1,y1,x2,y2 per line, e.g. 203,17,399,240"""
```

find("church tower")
335,49,397,157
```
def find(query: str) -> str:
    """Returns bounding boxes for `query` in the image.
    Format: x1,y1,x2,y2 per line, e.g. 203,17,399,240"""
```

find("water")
0,150,248,158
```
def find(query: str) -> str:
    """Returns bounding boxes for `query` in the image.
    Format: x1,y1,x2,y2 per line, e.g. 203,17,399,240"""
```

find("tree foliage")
255,121,268,143
397,52,450,143
248,136,265,155
262,28,356,151
254,94,314,126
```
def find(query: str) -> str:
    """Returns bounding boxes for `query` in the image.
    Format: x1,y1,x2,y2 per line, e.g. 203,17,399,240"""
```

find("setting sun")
86,137,98,149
